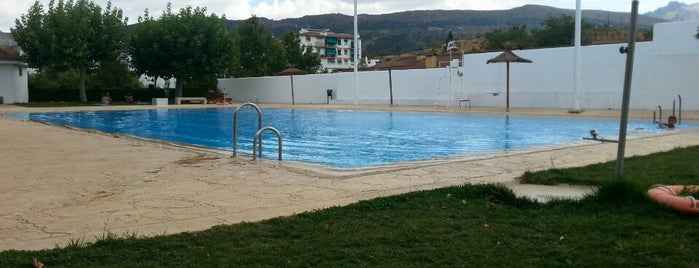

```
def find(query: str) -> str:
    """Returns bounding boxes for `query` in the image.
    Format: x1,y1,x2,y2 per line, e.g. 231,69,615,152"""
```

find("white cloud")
1,0,37,32
1,0,674,32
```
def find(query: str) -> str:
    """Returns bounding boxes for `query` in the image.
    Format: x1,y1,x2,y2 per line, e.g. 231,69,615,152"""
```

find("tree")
91,60,143,90
128,5,235,97
281,31,322,74
266,36,287,75
13,0,127,102
234,16,287,77
30,62,141,92
482,15,592,50
484,25,532,50
28,68,80,89
281,32,302,65
532,15,591,47
532,15,574,47
639,28,653,40
299,47,323,74
127,10,169,86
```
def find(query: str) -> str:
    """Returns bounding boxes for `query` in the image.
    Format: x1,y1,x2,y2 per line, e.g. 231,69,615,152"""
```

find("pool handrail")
253,126,283,161
233,102,263,157
653,105,662,124
673,94,682,125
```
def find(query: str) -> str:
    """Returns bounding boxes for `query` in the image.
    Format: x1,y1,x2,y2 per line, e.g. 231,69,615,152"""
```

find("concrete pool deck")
2,103,699,251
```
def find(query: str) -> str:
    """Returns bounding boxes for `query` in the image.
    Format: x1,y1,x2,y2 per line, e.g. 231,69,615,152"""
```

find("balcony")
325,37,338,45
325,48,337,58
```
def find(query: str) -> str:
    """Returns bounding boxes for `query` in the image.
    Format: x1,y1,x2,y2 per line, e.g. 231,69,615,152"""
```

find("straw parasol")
275,65,307,76
487,48,532,112
276,65,306,105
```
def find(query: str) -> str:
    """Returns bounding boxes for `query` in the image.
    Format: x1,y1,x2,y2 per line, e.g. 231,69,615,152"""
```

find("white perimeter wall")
0,62,28,104
219,20,699,111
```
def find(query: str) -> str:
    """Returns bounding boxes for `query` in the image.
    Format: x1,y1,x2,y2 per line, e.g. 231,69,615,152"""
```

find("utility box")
152,98,168,106
326,89,334,104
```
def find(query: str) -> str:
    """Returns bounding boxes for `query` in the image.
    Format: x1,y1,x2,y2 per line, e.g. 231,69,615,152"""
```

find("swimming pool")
8,108,666,168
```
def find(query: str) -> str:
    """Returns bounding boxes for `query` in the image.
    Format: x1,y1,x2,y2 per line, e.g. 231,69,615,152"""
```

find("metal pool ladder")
653,95,683,125
232,102,283,160
673,94,682,125
253,126,282,160
653,105,662,124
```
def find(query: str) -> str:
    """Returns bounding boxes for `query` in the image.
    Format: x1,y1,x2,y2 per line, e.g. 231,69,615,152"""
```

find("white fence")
219,20,699,111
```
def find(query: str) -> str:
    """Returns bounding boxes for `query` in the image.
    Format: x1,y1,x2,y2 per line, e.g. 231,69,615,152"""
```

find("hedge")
28,87,211,103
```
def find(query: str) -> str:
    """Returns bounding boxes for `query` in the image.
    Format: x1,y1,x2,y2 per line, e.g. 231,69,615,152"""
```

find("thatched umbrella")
487,49,532,112
276,65,307,105
275,65,307,76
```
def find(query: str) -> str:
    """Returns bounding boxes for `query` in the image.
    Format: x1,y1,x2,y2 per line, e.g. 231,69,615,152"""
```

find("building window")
18,66,23,77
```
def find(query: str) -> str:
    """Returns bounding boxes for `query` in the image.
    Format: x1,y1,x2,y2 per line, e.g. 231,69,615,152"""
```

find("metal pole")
353,0,359,106
572,0,582,112
506,62,510,112
678,95,682,125
290,75,295,105
615,1,639,180
388,67,394,106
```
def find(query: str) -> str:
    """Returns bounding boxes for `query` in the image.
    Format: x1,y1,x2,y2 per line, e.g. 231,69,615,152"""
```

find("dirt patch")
174,155,221,166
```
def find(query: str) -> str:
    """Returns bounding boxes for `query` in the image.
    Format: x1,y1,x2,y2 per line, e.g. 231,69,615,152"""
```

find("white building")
0,32,28,104
299,28,361,72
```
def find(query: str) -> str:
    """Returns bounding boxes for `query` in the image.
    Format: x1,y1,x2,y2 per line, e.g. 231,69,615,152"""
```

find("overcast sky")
1,0,676,32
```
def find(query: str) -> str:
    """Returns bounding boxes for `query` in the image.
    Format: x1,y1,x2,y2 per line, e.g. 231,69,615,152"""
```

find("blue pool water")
8,108,667,168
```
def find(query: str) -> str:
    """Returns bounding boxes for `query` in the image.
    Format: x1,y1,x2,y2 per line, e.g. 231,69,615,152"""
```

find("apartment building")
298,28,361,72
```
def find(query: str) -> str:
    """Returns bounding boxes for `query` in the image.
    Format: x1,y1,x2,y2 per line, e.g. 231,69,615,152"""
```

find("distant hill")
226,4,666,56
645,1,699,21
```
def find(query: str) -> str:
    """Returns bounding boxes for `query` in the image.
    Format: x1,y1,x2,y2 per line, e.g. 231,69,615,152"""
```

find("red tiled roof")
367,54,457,71
299,30,353,39
370,55,422,70
0,46,17,61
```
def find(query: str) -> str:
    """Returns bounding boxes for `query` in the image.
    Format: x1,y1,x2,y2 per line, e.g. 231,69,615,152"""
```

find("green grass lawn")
2,146,699,267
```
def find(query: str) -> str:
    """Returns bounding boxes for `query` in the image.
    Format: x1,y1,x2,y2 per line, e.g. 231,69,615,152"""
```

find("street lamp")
353,0,359,106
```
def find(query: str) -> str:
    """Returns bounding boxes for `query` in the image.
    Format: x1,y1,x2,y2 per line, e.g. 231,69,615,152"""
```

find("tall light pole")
353,0,359,106
572,0,582,113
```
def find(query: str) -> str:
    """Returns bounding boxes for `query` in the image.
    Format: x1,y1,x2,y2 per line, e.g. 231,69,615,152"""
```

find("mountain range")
645,1,699,21
227,4,667,56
